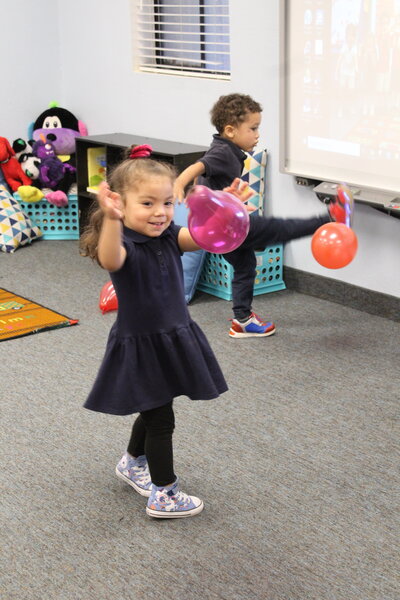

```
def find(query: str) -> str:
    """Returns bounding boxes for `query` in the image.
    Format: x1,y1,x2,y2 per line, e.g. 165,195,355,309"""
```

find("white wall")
0,0,61,141
6,0,399,298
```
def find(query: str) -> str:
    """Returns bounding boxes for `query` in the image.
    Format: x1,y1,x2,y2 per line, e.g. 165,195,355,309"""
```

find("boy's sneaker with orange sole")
229,312,276,338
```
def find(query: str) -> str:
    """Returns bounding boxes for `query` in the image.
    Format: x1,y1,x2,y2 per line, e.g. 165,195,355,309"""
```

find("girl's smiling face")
123,175,175,236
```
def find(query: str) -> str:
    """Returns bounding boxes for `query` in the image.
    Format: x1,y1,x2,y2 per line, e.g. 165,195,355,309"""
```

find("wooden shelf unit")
75,133,207,233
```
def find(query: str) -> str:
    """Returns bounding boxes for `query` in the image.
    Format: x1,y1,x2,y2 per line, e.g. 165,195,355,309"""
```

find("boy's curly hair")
210,93,262,133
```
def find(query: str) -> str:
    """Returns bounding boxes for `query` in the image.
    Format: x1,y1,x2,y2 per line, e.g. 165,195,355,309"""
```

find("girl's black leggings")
127,401,175,487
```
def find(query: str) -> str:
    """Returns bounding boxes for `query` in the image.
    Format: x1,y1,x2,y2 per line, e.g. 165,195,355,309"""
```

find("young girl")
80,145,236,519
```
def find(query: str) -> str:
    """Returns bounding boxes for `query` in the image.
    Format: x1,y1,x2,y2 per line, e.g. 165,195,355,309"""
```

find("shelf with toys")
75,133,207,233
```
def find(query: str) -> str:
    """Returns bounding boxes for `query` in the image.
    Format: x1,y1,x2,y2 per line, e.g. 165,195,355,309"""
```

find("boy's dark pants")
223,213,330,320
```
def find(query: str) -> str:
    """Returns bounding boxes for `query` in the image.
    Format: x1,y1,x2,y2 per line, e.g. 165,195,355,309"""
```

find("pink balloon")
186,185,250,253
99,281,118,313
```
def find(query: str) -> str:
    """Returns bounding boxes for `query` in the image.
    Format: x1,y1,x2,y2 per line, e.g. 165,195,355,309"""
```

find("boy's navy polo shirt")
196,134,247,190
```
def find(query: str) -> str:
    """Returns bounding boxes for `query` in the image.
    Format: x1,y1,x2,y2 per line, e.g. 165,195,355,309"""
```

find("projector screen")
280,0,400,195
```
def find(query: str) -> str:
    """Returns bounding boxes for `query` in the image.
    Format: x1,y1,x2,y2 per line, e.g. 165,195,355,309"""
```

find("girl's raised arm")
97,182,127,271
177,226,201,253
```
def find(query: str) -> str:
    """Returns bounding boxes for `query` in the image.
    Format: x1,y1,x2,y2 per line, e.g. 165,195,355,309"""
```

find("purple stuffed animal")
32,135,76,207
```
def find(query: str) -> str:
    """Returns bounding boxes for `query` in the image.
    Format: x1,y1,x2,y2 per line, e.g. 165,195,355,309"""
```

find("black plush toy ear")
12,138,27,155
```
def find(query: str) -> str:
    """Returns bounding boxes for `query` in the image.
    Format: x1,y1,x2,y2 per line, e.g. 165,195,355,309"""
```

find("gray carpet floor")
1,239,399,600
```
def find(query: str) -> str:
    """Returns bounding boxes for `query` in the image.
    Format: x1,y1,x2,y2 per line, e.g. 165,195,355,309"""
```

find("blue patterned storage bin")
13,193,79,240
197,245,286,301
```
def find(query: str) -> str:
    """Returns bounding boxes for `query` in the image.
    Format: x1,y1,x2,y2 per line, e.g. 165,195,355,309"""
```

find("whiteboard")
280,0,400,196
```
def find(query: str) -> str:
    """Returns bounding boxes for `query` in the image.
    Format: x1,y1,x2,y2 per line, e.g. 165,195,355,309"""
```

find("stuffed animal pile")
12,139,40,181
10,102,88,206
0,137,33,192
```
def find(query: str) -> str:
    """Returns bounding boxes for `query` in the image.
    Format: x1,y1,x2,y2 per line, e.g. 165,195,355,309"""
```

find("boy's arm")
174,161,206,202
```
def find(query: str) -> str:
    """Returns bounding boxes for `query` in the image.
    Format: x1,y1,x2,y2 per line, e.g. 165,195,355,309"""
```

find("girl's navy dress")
84,223,228,415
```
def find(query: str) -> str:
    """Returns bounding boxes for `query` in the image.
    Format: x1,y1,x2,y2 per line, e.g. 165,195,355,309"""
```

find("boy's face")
223,112,261,152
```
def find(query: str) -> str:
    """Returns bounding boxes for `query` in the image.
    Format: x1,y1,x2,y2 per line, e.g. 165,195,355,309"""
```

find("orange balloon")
99,280,118,313
311,222,358,269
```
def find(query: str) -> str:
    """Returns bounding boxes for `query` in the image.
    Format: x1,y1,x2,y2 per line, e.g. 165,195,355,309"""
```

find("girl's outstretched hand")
97,181,123,220
223,178,257,213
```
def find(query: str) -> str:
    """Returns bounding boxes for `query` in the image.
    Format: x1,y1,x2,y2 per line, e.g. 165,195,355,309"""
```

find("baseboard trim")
283,267,400,322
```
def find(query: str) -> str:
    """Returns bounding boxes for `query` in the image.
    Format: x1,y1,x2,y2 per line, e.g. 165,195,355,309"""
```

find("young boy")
174,93,347,339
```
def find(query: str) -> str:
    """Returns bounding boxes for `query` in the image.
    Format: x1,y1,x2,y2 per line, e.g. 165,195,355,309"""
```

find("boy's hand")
174,162,205,204
97,181,123,220
173,181,186,204
223,178,257,213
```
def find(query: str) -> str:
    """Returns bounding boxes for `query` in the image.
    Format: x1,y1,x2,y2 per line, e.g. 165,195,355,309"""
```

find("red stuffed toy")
0,137,32,192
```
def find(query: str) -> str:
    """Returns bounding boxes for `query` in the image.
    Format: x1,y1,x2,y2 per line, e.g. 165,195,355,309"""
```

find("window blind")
134,0,231,79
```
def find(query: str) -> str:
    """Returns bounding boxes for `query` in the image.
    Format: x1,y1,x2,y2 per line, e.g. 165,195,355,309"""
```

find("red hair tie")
129,144,153,159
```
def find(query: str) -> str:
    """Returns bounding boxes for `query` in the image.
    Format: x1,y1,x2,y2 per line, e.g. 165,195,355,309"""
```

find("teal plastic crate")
196,245,286,301
13,193,79,240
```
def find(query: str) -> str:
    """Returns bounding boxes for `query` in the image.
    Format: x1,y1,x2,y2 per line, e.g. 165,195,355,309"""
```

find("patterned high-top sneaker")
115,453,152,497
146,478,204,518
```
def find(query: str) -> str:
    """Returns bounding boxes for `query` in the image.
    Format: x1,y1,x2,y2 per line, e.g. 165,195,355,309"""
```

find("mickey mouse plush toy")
17,103,88,206
30,103,88,163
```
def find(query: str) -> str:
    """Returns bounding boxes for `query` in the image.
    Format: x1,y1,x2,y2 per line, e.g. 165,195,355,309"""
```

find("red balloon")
311,222,358,269
99,280,118,313
186,185,250,253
